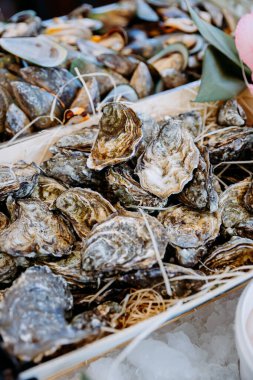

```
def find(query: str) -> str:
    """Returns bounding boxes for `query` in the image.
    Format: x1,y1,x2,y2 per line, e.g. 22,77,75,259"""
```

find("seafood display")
0,2,236,141
0,95,252,370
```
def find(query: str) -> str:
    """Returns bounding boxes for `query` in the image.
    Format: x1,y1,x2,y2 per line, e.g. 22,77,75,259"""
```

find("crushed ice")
85,292,240,380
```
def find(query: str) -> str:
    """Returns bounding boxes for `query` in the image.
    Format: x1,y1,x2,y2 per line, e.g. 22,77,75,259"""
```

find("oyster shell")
0,266,84,362
0,199,75,258
178,148,219,212
56,188,116,238
244,180,253,213
203,237,253,271
87,103,142,170
30,175,67,208
81,212,168,279
41,151,102,188
50,125,98,154
11,81,63,130
118,263,203,298
204,127,253,164
106,165,167,209
5,103,31,137
136,119,199,199
0,252,16,284
178,111,202,138
217,99,246,127
0,212,9,231
158,205,221,267
0,85,12,133
136,112,161,155
0,162,40,200
20,66,80,108
130,62,154,98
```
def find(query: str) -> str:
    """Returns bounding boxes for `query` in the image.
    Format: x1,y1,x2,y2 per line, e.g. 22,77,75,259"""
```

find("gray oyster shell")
0,162,40,200
50,125,98,154
41,151,102,188
5,103,31,137
56,188,116,238
0,266,85,362
0,199,75,258
178,111,202,138
217,99,246,127
87,103,142,170
203,237,253,271
30,175,67,208
244,180,253,213
178,148,219,212
136,119,200,199
0,252,17,284
220,178,252,238
158,205,221,267
81,212,168,279
106,165,167,209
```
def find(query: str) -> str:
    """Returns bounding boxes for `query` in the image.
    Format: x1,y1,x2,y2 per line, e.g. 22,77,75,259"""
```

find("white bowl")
235,281,253,380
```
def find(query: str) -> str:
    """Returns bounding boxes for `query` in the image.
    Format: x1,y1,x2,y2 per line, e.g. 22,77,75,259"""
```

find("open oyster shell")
81,212,168,279
0,266,85,362
0,199,75,258
178,148,219,212
220,178,252,238
203,237,253,271
87,103,142,170
158,205,221,267
136,119,199,199
56,188,116,238
106,165,167,209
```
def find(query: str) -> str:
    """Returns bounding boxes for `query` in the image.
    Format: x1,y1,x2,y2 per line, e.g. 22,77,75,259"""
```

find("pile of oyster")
0,1,236,140
0,98,252,365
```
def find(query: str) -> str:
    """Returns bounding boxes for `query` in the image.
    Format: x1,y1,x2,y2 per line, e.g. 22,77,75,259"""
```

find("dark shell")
244,180,253,213
0,85,12,133
81,212,168,279
178,148,219,212
55,188,116,238
130,62,154,98
87,103,142,170
97,53,138,76
41,151,102,188
20,66,80,108
5,103,31,137
0,199,75,258
0,252,17,284
0,266,85,361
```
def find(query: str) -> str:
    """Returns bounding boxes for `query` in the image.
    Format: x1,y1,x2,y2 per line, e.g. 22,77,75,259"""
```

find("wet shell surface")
136,119,200,199
87,103,142,170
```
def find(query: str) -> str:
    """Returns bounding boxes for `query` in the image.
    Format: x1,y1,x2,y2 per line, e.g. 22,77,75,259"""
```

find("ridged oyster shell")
136,119,200,199
217,99,246,127
203,237,253,271
158,205,221,267
30,175,67,208
0,199,75,258
56,188,116,238
87,103,142,170
0,266,85,362
81,212,168,279
0,252,17,284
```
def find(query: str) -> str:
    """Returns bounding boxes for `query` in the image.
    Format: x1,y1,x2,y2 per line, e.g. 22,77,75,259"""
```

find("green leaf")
185,0,241,68
196,45,246,102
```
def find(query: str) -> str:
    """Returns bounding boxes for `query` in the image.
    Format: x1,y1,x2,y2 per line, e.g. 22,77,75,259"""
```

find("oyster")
30,175,67,208
106,165,167,209
0,199,75,258
20,66,80,108
220,178,252,238
204,127,253,164
0,212,9,231
70,78,100,115
158,205,221,267
217,99,246,127
118,263,203,298
11,81,63,130
81,212,168,279
245,180,253,213
0,162,40,200
56,188,116,238
50,125,98,154
136,112,161,155
5,103,31,137
41,151,102,188
203,237,253,271
130,62,154,98
178,111,202,138
87,103,142,170
136,119,199,199
0,266,84,362
0,86,12,133
0,252,16,284
178,148,219,212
